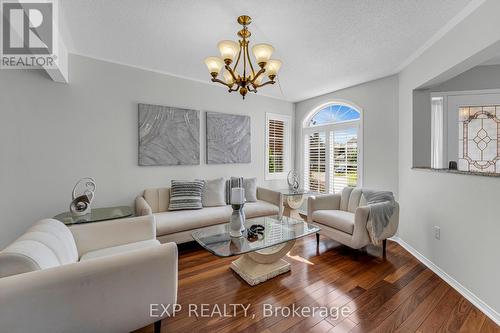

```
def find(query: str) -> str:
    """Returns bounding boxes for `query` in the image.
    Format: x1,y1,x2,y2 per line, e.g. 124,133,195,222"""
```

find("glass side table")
276,189,316,219
53,206,134,225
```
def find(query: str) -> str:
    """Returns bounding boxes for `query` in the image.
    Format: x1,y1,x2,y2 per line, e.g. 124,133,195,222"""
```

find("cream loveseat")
136,187,283,244
0,216,177,333
308,187,399,257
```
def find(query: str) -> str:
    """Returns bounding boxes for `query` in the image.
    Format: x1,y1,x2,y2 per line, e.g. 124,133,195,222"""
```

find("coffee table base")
230,240,295,286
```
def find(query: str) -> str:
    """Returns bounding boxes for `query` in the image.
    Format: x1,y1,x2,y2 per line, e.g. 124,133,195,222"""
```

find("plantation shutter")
268,118,285,173
330,127,358,193
305,132,326,192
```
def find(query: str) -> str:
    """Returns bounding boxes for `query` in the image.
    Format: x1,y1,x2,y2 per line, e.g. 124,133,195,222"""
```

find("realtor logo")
1,0,57,68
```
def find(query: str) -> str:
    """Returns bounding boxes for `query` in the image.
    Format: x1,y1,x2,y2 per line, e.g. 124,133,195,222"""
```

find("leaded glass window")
458,106,500,173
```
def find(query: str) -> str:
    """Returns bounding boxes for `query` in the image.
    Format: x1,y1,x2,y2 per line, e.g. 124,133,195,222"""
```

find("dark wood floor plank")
480,317,500,333
132,236,496,333
438,297,473,332
350,269,438,333
416,288,462,332
459,307,487,333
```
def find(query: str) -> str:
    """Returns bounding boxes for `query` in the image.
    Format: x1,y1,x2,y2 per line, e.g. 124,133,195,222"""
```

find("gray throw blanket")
362,189,396,245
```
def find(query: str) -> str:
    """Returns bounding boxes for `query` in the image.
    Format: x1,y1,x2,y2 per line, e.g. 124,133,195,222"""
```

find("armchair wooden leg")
382,239,387,259
316,233,320,247
154,320,162,333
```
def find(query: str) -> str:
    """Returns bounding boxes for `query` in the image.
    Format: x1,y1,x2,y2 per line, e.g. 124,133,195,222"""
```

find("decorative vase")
230,203,245,237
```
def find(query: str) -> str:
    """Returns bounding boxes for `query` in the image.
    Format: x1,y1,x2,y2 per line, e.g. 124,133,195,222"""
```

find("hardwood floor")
134,236,499,333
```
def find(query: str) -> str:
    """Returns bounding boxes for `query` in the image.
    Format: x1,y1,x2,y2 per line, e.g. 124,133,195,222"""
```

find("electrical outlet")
434,226,440,240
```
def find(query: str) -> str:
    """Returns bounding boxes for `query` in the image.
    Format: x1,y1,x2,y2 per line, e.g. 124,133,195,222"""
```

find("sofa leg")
316,233,319,247
382,239,387,259
154,320,162,333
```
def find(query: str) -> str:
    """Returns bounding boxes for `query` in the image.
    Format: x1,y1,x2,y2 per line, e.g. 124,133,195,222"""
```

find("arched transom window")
303,102,362,193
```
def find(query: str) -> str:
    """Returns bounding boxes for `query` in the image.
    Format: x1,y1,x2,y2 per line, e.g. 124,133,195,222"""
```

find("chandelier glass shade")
204,15,282,99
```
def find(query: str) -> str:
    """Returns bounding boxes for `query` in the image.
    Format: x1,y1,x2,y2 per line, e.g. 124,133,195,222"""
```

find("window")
458,105,500,173
266,113,291,180
303,102,361,193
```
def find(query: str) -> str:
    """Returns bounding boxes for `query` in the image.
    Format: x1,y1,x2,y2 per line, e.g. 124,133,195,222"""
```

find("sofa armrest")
307,194,341,222
256,187,283,216
69,215,156,256
136,195,152,216
0,243,178,333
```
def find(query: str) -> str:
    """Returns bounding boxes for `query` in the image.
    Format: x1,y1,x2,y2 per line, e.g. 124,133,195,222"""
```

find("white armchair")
0,215,178,333
308,187,399,258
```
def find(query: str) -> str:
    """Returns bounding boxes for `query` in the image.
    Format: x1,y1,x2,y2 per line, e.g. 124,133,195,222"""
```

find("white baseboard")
390,236,500,326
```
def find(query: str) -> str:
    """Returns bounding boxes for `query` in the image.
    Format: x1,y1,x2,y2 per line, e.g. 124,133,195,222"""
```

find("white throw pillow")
243,178,258,202
202,178,226,207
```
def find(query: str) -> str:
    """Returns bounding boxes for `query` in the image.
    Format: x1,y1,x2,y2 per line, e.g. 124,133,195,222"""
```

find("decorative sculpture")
69,177,96,216
287,169,300,191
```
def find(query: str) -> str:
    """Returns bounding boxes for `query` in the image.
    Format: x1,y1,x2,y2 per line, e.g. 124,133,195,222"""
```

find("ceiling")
60,0,473,102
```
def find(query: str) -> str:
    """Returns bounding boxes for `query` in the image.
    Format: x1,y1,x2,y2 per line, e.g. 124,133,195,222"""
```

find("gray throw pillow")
202,178,226,207
243,178,258,202
168,180,204,211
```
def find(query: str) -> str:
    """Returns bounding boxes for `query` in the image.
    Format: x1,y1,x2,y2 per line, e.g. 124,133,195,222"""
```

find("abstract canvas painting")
206,111,251,164
138,104,200,166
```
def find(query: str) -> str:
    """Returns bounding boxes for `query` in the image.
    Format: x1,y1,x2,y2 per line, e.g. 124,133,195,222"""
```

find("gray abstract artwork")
206,112,251,164
138,104,200,166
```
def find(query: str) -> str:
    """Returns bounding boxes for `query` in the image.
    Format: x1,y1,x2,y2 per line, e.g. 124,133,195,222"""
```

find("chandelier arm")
233,42,243,73
228,86,239,92
245,42,256,78
225,65,239,82
242,42,247,79
250,67,266,84
247,85,257,93
253,80,275,88
211,78,232,88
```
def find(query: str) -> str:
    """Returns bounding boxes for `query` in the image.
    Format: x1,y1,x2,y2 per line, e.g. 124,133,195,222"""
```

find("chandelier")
204,15,282,99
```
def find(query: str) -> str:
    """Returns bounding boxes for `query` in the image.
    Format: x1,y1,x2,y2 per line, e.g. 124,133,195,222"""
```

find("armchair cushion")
311,210,355,235
80,239,160,261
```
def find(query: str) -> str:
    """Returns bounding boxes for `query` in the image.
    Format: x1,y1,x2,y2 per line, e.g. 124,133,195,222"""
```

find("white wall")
431,64,500,92
294,75,399,194
412,89,431,167
0,54,294,248
398,0,500,318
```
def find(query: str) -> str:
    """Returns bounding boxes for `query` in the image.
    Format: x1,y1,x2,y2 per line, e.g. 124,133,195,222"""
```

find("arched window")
303,102,362,193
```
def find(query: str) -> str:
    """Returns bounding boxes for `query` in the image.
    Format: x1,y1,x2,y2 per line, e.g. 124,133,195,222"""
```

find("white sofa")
0,216,177,333
308,187,399,257
136,186,283,244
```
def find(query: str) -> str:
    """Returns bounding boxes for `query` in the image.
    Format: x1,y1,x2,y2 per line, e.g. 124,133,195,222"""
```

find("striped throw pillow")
225,177,244,204
168,180,204,211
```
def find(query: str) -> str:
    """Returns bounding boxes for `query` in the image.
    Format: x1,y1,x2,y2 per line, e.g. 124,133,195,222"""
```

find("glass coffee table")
192,215,320,286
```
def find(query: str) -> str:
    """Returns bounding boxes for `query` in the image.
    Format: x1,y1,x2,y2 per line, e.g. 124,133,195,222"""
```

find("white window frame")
265,113,292,180
301,101,364,193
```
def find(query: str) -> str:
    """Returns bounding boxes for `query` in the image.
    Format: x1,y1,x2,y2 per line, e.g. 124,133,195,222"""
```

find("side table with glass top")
53,206,134,225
